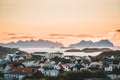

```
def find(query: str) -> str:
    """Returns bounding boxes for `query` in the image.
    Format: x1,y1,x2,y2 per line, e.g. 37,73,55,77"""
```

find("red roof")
9,67,38,73
59,64,71,70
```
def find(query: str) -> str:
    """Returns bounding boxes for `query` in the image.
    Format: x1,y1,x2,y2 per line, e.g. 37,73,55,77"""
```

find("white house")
4,54,25,62
38,67,59,76
4,67,38,80
44,70,59,76
4,72,29,80
23,61,35,67
4,54,16,61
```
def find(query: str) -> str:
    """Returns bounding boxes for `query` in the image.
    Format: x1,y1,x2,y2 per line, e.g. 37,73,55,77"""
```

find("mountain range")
0,39,114,48
69,39,114,47
0,39,64,48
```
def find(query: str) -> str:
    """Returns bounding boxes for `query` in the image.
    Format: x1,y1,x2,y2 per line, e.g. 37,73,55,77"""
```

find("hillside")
0,46,28,58
98,50,120,58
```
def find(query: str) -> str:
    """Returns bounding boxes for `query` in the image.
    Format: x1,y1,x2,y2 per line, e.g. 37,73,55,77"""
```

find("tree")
44,76,59,80
113,59,119,64
32,70,44,79
60,70,108,80
93,70,107,78
112,67,120,78
0,72,4,78
51,57,72,63
64,71,83,80
59,68,64,74
22,76,32,80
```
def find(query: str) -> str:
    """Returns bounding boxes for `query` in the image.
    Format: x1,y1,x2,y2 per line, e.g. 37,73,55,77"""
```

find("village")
0,50,120,80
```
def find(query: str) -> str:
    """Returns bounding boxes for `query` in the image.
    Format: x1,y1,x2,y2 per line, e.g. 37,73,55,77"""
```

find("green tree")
51,56,72,63
0,72,4,78
32,70,44,79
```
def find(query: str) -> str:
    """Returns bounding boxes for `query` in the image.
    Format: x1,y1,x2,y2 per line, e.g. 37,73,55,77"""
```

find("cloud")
7,33,16,35
75,34,94,38
1,32,16,35
49,34,95,38
47,37,65,39
115,29,120,32
9,36,36,39
49,34,73,37
3,32,33,36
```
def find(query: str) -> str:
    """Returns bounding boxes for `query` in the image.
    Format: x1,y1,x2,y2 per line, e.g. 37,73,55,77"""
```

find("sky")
0,0,120,46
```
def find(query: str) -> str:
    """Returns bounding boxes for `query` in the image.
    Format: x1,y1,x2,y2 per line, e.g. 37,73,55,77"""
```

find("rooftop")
9,67,38,73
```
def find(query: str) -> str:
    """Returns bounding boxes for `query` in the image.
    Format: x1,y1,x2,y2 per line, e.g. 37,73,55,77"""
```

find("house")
26,54,32,59
104,66,113,75
4,54,15,61
8,67,38,73
44,69,59,76
38,62,71,76
38,61,46,67
89,62,103,67
53,62,71,71
58,64,71,71
71,64,85,71
38,67,59,76
67,63,76,68
54,64,61,70
88,62,103,70
104,56,115,65
4,67,38,80
23,60,35,67
0,61,7,72
4,53,25,62
2,64,11,73
24,60,46,67
13,56,25,62
4,72,31,80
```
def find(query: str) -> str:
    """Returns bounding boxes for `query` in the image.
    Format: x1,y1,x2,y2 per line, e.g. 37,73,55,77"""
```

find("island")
65,48,113,53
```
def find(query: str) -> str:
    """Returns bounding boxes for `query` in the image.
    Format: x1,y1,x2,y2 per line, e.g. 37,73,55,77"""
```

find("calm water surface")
20,47,120,57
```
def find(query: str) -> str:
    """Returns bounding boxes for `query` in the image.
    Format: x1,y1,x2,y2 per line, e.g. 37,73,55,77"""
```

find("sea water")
19,47,120,57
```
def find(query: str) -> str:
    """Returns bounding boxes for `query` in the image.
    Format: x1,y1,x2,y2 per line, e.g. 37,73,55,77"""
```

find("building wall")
4,74,25,80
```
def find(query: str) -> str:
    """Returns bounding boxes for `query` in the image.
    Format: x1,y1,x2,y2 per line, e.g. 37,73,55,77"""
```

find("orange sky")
0,0,120,46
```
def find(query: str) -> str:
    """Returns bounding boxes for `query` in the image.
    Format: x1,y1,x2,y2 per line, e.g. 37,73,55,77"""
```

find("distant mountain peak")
37,39,44,42
0,39,64,48
69,39,114,47
30,39,36,42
